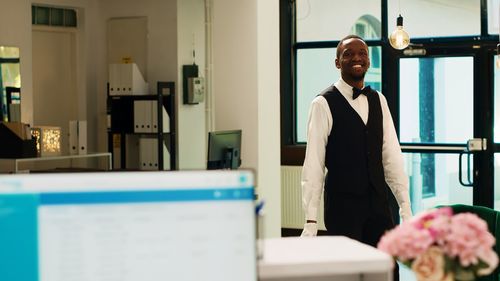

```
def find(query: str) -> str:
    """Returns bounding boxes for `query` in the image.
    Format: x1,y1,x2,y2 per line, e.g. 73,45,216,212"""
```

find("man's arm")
301,96,331,236
379,93,412,221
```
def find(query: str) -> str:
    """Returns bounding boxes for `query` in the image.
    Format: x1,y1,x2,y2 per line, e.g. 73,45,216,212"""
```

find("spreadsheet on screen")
0,171,256,281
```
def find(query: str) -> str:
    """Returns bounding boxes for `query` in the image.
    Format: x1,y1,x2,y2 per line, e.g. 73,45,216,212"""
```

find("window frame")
280,0,499,166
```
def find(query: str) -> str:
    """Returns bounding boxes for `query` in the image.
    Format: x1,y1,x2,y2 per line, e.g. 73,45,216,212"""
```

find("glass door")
493,50,500,210
397,45,496,214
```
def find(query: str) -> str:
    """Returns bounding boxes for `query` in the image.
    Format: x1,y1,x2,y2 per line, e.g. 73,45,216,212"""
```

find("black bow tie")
352,86,371,99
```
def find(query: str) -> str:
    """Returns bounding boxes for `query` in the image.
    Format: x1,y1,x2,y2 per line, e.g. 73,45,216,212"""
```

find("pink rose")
477,248,499,276
412,208,452,242
378,222,433,261
444,213,496,268
411,246,448,281
379,208,500,279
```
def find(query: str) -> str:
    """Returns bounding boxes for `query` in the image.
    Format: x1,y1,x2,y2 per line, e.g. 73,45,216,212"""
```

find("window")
32,5,77,27
296,0,382,42
294,13,382,143
488,0,499,35
295,46,382,143
399,57,474,144
282,0,499,156
387,0,481,38
281,0,499,211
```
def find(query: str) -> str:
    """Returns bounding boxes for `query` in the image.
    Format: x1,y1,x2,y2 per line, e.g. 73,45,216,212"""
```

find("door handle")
458,151,473,187
458,138,487,187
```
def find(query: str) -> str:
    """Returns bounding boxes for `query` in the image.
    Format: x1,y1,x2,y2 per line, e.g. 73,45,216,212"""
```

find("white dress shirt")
301,78,412,236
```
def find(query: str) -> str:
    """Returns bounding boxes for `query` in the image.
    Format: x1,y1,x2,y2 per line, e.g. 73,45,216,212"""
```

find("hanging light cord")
398,0,401,15
297,0,311,21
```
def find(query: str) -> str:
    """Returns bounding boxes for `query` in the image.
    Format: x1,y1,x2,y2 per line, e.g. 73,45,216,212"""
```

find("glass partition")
404,152,473,214
399,57,473,144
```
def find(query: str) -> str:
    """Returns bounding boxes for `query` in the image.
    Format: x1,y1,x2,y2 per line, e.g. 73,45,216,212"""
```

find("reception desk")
258,236,393,281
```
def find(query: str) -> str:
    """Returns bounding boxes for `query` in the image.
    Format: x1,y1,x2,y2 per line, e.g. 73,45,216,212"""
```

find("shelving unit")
107,81,176,170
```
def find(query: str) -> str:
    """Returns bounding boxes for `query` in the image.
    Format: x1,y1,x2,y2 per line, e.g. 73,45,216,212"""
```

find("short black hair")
336,35,366,58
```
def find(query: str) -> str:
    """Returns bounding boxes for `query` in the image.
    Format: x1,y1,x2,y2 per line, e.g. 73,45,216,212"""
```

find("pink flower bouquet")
378,207,499,281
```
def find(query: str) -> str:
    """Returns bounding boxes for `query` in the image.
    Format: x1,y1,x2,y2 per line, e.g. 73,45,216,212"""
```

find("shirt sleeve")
301,96,331,221
379,93,412,221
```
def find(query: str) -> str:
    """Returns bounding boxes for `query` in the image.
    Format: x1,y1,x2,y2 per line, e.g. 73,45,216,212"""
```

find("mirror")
0,46,21,122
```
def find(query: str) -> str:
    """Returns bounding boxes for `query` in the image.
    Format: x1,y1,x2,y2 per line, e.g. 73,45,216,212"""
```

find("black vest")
321,86,389,198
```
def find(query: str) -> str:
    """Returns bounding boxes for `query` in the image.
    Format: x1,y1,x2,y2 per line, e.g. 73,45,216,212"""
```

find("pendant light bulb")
389,15,410,50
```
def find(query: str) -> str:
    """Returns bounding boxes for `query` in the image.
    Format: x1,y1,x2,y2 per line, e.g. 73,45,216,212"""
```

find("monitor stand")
223,147,240,169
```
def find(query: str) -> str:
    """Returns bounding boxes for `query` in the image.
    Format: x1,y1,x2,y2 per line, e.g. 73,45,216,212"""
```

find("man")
300,35,412,245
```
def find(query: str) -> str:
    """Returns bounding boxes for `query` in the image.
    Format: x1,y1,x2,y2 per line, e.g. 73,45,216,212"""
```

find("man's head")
335,35,370,84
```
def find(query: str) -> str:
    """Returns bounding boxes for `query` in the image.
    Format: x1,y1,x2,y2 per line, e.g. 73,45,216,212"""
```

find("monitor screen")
0,171,256,281
207,130,242,170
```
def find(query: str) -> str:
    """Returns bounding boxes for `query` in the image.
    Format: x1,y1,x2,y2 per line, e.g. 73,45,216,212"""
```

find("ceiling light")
389,15,410,50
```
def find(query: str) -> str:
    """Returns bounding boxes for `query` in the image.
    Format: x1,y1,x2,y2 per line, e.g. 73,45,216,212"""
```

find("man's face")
335,38,370,82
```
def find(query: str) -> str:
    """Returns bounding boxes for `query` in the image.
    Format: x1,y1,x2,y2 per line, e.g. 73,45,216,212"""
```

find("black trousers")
324,191,399,281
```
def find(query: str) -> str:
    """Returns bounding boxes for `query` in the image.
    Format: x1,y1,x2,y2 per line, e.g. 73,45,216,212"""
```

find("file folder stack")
108,63,149,95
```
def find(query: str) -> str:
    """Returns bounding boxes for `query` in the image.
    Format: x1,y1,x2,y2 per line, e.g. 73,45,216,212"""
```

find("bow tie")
352,86,371,99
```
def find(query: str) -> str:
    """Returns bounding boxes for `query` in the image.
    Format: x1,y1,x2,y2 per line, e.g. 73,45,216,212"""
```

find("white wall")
177,0,207,169
213,0,258,170
256,0,281,238
213,0,281,238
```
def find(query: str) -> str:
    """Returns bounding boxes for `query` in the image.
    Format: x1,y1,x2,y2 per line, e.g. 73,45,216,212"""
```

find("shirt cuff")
301,222,318,237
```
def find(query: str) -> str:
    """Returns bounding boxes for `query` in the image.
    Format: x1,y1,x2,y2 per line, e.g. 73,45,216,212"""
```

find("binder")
78,121,87,155
108,63,149,96
69,120,87,155
134,101,151,133
139,138,169,170
151,101,170,133
69,121,78,155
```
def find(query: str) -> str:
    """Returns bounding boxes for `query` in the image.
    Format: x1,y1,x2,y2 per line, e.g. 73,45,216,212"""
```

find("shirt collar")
334,77,365,100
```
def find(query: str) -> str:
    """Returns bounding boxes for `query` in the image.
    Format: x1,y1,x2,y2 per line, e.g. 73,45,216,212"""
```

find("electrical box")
187,77,205,104
183,64,199,105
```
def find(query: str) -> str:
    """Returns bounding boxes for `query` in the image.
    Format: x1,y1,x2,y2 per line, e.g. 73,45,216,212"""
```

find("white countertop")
258,236,393,279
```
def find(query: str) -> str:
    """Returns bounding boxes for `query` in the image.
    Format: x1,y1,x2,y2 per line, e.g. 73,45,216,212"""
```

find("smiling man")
300,35,412,274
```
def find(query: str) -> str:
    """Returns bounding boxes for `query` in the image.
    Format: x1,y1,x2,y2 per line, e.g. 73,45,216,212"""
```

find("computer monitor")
0,171,256,281
207,130,242,170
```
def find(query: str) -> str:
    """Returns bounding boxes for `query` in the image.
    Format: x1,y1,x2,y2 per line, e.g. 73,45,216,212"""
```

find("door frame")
32,25,80,155
387,40,498,207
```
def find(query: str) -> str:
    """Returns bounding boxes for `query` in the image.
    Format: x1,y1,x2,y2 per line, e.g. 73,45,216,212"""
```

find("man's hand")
300,221,318,237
